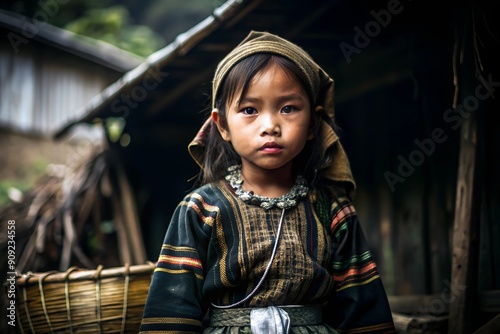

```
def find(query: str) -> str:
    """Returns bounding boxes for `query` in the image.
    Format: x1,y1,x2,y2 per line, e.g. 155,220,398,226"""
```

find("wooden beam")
393,312,448,333
448,109,479,333
388,294,449,315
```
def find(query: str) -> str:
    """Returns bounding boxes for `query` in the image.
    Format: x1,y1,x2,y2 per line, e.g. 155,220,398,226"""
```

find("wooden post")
448,108,479,333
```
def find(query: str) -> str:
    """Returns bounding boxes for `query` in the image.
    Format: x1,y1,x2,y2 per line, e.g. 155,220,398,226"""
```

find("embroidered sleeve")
324,187,396,333
139,191,215,333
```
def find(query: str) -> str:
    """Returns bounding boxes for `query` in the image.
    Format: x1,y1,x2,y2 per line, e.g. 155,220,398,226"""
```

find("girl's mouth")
260,142,283,153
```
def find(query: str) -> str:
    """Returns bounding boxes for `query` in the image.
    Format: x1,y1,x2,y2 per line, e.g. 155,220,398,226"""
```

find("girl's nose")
260,113,280,136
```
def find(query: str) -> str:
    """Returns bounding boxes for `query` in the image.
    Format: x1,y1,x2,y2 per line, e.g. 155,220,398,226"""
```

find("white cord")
211,208,286,309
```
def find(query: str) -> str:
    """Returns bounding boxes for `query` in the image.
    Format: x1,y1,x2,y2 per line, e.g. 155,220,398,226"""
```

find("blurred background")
0,0,224,203
2,0,224,57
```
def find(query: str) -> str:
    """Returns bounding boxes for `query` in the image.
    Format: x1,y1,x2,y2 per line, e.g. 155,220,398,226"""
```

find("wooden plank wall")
343,26,500,329
0,37,120,136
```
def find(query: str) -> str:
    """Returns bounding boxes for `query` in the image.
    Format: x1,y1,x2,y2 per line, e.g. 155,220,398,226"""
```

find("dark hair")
200,53,324,186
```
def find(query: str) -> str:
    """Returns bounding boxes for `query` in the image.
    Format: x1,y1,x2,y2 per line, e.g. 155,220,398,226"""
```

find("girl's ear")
308,105,323,140
211,108,231,141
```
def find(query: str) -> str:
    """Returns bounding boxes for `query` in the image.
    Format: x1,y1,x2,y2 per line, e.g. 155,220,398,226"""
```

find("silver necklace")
225,165,309,210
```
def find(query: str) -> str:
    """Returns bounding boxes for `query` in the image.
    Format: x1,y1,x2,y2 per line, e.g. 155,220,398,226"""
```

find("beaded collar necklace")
225,165,309,210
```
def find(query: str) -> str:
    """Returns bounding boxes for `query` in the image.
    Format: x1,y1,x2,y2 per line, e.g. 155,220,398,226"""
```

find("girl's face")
213,63,313,176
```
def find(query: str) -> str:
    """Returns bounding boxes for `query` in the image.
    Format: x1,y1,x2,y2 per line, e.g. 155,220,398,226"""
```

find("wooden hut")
0,9,142,187
4,0,499,332
0,9,142,136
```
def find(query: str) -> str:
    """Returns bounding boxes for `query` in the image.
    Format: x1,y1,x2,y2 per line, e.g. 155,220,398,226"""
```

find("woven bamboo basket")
15,262,156,334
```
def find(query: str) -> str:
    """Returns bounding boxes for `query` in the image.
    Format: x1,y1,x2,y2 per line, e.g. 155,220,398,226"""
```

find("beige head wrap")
188,31,355,189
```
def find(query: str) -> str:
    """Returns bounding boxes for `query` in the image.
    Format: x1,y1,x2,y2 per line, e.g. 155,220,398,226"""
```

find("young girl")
140,31,395,334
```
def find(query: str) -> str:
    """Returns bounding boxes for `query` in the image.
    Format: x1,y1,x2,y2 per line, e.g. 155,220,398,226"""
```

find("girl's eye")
241,107,257,115
281,106,297,114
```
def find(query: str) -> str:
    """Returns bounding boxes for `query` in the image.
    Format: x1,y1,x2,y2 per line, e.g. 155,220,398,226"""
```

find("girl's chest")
220,204,334,277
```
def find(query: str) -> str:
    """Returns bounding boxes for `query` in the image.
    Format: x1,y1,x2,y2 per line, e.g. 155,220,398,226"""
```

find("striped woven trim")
155,244,204,280
180,192,220,227
333,251,372,271
140,317,202,334
335,273,380,292
334,261,377,281
330,203,356,236
141,317,201,326
158,254,202,269
333,250,380,292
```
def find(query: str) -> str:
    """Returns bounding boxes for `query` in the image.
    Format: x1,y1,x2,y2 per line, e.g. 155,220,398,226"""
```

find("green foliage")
1,1,225,57
0,158,48,207
0,180,29,207
64,5,165,57
1,0,110,27
105,117,126,143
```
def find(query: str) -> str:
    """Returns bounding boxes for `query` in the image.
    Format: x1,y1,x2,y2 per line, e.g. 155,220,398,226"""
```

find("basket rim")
16,262,156,286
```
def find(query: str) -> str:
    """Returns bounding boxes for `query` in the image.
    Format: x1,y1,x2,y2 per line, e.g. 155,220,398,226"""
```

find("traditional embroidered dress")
140,30,395,333
140,175,395,333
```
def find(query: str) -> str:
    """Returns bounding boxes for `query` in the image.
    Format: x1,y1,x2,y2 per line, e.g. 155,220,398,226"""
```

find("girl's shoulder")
181,180,229,206
311,178,353,206
311,179,358,236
